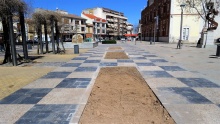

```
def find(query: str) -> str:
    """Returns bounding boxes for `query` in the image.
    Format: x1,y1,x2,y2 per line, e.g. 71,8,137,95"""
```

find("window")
97,23,100,27
182,27,189,40
81,27,85,32
102,23,105,27
97,29,100,33
81,20,85,25
75,20,79,25
102,29,105,33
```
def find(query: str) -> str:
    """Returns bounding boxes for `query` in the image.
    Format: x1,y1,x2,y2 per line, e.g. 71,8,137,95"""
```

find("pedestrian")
0,36,5,52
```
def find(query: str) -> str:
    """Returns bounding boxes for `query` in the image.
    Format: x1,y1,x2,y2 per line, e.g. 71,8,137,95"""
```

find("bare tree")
0,0,28,65
32,11,45,54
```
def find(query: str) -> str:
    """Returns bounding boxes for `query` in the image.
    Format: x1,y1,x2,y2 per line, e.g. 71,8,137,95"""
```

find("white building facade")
82,7,132,39
141,0,220,45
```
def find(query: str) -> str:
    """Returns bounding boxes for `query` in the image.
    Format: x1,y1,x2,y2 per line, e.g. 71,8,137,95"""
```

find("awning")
124,34,138,37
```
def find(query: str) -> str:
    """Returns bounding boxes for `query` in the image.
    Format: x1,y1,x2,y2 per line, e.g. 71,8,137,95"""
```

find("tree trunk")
37,28,40,54
51,19,56,54
2,17,12,64
19,11,28,60
55,21,60,53
44,22,49,53
39,26,43,54
60,34,65,53
8,15,17,66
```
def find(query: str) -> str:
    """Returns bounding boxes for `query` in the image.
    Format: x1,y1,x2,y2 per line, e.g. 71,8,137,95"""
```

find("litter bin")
216,45,220,56
28,44,32,49
74,45,79,54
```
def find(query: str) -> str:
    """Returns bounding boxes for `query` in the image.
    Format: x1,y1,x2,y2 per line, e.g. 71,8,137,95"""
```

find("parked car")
121,38,126,42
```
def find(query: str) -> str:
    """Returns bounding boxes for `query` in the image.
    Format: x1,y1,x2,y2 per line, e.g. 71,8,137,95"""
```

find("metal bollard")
216,45,220,56
74,45,79,54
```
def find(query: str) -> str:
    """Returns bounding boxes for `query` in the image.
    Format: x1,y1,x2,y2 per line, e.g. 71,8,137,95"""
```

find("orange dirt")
104,52,129,59
79,67,175,124
108,47,122,50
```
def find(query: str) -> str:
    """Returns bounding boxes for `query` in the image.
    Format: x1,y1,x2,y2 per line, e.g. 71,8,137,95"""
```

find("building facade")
56,9,87,43
141,0,220,44
82,7,132,39
81,12,107,41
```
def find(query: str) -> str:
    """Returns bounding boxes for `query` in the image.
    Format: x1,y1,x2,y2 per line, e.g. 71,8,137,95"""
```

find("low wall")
49,42,98,49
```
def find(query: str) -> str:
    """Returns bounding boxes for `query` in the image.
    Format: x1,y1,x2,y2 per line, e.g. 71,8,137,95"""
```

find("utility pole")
177,3,185,49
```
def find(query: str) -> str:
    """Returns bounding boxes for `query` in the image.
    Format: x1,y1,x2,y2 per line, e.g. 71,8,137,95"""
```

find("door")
182,27,189,40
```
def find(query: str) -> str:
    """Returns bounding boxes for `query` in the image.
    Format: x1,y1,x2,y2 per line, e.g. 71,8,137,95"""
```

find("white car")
121,38,126,42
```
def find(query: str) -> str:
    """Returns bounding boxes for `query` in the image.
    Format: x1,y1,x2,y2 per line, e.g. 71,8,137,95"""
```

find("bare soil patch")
79,67,175,124
108,47,122,50
104,52,129,59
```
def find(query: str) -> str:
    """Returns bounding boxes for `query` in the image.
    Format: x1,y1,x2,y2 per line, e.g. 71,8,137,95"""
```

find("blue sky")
25,0,147,25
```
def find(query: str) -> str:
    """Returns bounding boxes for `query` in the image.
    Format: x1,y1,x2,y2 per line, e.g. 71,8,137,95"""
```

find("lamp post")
177,3,185,49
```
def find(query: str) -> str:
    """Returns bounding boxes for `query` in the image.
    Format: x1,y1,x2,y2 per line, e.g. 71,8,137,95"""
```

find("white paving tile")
0,105,34,123
38,88,86,104
23,78,63,88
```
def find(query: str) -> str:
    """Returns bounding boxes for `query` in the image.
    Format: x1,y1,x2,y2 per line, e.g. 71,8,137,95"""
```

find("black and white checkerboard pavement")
0,43,220,124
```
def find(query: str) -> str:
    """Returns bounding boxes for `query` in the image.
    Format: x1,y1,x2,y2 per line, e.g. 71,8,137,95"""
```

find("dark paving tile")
72,57,87,60
56,78,91,88
136,63,156,66
117,59,134,63
159,66,186,71
75,67,97,72
15,104,77,124
84,60,101,63
35,62,66,67
130,57,146,59
177,78,220,88
160,87,212,104
142,71,173,78
42,72,71,78
143,55,158,57
150,59,168,62
139,52,149,54
61,63,81,67
99,62,117,67
79,53,92,56
0,89,52,104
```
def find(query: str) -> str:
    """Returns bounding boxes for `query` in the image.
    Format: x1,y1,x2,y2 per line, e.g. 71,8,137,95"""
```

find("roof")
82,12,106,22
62,14,86,20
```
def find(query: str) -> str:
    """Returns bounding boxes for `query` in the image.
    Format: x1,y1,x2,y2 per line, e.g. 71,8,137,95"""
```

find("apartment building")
141,0,220,44
56,9,87,43
81,12,107,41
82,7,132,39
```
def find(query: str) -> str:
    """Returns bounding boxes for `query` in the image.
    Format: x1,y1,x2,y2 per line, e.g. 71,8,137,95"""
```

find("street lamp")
177,3,185,49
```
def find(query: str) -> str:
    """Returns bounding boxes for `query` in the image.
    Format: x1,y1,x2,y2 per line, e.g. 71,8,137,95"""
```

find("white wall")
169,0,202,43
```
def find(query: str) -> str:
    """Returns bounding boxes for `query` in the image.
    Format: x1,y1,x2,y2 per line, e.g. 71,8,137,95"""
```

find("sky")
25,0,147,25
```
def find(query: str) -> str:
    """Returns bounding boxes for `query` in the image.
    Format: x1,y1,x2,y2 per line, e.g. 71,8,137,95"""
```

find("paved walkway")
0,41,220,124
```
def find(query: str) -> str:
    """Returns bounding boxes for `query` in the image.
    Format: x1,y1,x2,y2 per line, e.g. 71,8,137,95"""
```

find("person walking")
0,36,5,52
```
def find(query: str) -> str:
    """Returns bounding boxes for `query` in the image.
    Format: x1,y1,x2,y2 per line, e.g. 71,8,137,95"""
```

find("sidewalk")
0,41,220,124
